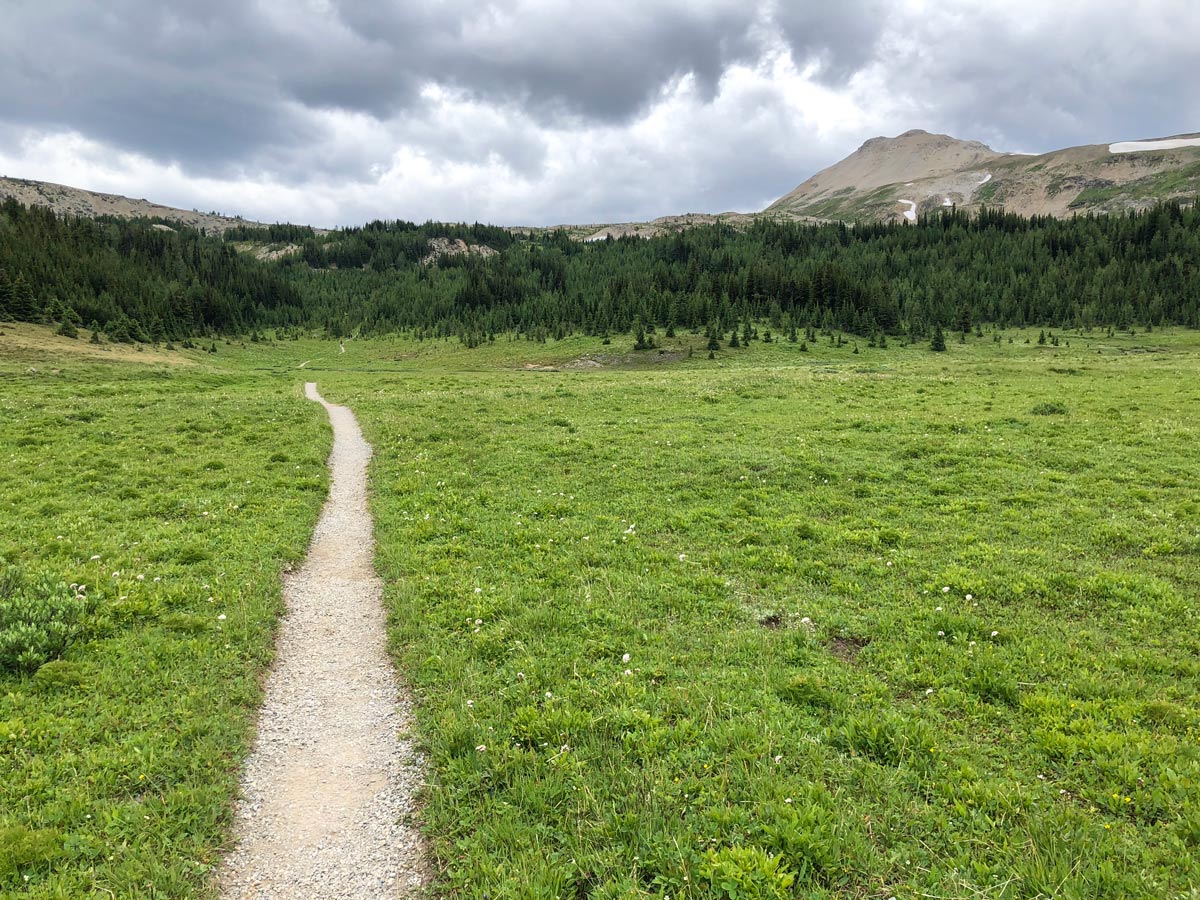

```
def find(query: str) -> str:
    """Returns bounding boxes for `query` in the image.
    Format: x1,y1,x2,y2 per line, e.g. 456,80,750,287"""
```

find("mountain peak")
768,127,1200,222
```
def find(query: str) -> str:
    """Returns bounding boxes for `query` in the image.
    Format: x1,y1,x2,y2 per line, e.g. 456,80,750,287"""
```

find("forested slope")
3,196,1198,344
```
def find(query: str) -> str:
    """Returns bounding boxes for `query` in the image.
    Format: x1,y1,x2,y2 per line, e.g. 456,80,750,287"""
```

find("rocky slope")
0,176,270,233
5,128,1197,241
767,129,1200,222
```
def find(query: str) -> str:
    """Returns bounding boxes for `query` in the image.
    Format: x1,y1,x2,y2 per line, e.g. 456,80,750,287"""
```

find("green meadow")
2,324,1199,897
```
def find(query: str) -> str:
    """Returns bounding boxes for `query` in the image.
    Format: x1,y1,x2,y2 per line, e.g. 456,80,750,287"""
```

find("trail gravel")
218,382,426,899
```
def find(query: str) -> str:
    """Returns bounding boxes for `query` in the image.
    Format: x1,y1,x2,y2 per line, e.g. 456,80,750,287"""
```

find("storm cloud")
0,0,1195,226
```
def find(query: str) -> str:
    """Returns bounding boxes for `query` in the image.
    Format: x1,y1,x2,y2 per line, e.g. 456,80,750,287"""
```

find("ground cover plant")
0,331,330,897
319,327,1200,899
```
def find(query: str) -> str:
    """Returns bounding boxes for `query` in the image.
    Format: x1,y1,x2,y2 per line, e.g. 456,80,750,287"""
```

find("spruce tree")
9,273,38,321
931,323,947,351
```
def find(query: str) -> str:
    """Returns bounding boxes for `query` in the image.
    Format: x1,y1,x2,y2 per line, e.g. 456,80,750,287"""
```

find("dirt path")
218,383,426,899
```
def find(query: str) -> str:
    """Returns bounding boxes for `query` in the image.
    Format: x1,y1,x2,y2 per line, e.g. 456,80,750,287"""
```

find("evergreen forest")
2,195,1198,345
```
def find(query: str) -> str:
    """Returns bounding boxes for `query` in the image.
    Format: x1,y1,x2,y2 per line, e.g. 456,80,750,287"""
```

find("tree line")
2,194,1198,344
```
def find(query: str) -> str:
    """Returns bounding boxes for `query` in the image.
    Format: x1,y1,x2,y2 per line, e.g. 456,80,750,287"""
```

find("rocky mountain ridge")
3,129,1198,241
767,129,1200,222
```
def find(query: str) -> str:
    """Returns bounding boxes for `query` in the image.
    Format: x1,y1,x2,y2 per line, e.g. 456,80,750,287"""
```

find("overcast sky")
1,0,1196,227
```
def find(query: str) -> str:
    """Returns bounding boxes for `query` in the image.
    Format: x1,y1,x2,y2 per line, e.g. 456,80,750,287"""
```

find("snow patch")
942,198,954,207
1109,138,1200,153
978,173,992,185
897,199,917,222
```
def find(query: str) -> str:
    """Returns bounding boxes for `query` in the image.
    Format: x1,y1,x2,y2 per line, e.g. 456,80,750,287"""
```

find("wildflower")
474,587,482,594
218,614,227,621
991,630,999,637
154,577,161,583
474,618,483,626
942,586,951,593
784,798,792,804
622,653,631,663
624,669,633,676
678,553,686,561
969,640,976,647
966,594,973,601
136,574,144,581
466,700,474,708
926,688,934,695
545,691,552,699
112,571,120,578
774,754,783,763
935,606,943,611
937,630,945,637
475,745,487,752
800,616,812,625
90,554,101,560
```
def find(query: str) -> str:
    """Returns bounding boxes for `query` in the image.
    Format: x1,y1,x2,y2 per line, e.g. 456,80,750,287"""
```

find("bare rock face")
419,236,499,265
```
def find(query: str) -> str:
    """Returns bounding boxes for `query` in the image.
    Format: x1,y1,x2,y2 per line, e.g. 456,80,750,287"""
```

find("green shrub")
0,825,63,878
1030,401,1068,415
0,567,94,674
775,673,837,709
700,845,796,900
831,709,937,772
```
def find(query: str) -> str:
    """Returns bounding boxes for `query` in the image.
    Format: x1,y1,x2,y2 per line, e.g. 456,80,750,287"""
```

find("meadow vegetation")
322,327,1200,899
1,323,1198,898
0,330,329,896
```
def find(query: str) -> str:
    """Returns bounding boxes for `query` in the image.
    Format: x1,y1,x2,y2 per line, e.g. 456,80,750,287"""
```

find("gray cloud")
774,0,888,84
0,0,1196,226
875,2,1200,153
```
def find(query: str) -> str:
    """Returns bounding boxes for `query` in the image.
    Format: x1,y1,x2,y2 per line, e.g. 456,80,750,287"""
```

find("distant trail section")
218,382,426,899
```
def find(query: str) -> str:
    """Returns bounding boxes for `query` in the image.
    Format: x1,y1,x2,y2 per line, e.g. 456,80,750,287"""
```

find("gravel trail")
218,382,426,899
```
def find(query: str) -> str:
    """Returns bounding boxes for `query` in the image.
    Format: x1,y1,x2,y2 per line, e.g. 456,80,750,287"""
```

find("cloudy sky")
1,0,1196,227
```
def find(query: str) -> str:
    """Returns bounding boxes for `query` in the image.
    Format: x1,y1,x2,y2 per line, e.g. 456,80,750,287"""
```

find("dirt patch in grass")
828,635,871,663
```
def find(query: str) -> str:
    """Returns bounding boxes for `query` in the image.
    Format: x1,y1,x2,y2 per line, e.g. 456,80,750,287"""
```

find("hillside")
768,129,1200,222
0,175,272,233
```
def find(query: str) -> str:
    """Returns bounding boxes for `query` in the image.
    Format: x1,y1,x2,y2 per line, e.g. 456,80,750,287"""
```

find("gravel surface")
218,383,427,899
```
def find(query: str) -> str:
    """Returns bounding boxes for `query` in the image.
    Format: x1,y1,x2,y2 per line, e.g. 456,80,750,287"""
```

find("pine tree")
931,323,947,351
9,273,38,321
706,322,721,352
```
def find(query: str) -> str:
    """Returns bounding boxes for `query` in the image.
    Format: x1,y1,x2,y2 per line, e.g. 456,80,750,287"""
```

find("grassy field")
319,327,1200,899
2,323,1198,898
0,326,330,896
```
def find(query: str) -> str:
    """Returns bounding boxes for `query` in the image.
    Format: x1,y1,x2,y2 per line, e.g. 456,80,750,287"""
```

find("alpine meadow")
2,50,1200,895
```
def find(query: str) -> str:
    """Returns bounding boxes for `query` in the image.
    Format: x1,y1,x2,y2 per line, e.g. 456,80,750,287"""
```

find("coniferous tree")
931,323,947,351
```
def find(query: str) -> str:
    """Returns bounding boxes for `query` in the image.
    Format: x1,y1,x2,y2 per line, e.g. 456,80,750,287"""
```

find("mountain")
4,127,1198,239
0,176,271,233
767,129,1200,222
